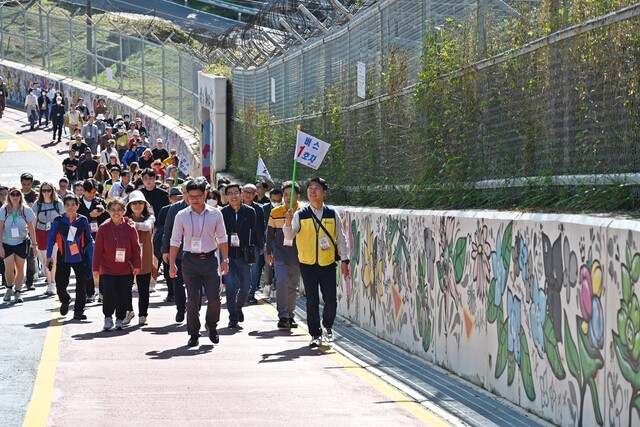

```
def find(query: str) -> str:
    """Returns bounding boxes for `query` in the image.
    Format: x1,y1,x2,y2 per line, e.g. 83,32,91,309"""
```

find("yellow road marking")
0,139,37,152
22,300,62,427
0,127,62,164
257,301,451,426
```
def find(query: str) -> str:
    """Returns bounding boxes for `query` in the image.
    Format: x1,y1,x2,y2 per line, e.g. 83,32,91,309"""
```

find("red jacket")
92,219,141,276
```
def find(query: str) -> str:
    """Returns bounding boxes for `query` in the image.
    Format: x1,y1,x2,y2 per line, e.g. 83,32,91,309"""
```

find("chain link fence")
230,0,640,209
0,3,203,129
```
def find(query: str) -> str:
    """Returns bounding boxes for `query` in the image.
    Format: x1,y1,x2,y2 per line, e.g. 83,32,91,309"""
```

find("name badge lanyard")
230,208,243,249
190,210,207,253
112,222,127,263
9,210,21,238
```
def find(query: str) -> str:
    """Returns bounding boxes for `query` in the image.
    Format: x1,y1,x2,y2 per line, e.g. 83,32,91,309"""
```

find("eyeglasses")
189,194,204,200
109,208,124,213
243,191,256,195
10,192,21,197
225,191,240,196
41,189,52,193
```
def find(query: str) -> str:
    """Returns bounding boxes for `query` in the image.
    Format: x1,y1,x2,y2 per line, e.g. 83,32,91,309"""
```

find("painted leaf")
587,377,604,426
544,316,566,379
520,327,536,401
612,333,640,390
564,311,582,384
633,253,640,282
507,355,516,386
622,265,632,303
495,317,508,378
501,222,513,272
487,278,498,323
577,317,604,380
436,261,444,292
626,244,632,275
453,237,467,283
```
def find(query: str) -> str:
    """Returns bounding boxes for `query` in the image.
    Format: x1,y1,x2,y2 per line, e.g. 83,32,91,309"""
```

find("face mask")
271,202,283,208
207,199,217,207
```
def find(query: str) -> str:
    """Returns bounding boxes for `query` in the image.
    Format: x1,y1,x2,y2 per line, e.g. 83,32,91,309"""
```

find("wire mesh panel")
230,0,640,209
0,5,203,129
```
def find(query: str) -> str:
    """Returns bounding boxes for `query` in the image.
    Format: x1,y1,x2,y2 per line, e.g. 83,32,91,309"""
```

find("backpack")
3,206,28,222
35,201,63,227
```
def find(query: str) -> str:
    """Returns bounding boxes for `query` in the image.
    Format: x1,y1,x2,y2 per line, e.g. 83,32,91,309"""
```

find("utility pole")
86,0,93,82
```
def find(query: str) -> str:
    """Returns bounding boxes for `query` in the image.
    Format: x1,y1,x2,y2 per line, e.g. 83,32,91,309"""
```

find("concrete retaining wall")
0,59,200,177
338,207,640,426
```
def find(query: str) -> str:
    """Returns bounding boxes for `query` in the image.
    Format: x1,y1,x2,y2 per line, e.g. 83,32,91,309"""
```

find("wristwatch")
222,258,229,263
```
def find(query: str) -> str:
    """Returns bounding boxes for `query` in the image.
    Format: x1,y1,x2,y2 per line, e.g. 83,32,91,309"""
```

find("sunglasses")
41,188,52,193
10,192,21,197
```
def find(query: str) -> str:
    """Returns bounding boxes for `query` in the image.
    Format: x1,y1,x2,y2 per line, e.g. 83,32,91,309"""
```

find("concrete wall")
197,72,226,183
0,59,200,177
339,207,640,426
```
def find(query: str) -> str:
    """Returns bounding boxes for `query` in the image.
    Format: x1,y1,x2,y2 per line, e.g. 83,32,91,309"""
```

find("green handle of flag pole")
290,159,298,210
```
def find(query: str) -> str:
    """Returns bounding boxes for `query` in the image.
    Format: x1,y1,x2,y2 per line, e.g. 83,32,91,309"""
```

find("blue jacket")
46,213,93,264
122,149,138,167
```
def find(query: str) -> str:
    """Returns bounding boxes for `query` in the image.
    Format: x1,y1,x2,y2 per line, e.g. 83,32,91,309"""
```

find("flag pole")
290,124,301,210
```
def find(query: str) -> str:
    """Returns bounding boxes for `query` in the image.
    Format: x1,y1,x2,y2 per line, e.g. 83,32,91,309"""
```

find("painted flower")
492,228,507,307
439,217,460,305
579,261,604,349
519,236,529,283
507,288,522,365
529,275,547,357
471,225,491,300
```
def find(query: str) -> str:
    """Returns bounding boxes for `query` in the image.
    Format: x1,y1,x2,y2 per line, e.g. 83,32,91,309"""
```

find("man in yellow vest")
284,177,350,347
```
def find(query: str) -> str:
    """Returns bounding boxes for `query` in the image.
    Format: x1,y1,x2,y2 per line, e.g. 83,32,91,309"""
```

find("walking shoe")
97,294,103,303
175,309,185,323
187,335,199,347
86,295,93,303
60,302,70,316
228,322,240,328
149,285,156,293
115,319,124,330
323,328,334,343
103,317,114,331
138,316,147,325
163,295,174,303
47,283,57,296
277,318,291,329
123,311,135,325
238,308,244,323
14,291,23,303
3,287,14,302
289,317,298,329
208,327,219,344
25,284,35,291
246,297,258,304
309,336,322,347
73,313,87,320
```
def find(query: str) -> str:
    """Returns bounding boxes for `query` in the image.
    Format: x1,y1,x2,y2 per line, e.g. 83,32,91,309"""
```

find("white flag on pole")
294,131,331,170
256,157,273,182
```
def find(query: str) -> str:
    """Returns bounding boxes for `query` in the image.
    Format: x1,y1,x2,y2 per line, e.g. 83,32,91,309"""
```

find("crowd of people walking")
1,95,351,348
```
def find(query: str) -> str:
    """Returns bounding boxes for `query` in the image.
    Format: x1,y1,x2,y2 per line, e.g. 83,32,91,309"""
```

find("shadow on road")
146,344,214,360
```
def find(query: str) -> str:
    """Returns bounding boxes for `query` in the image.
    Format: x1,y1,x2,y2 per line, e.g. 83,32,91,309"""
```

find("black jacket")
221,204,258,259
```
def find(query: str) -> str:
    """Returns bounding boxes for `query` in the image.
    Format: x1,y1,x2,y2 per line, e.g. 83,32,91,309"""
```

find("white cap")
96,114,104,120
133,130,140,136
156,138,163,144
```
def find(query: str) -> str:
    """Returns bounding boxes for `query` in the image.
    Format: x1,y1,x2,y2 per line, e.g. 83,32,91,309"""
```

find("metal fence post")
162,45,166,112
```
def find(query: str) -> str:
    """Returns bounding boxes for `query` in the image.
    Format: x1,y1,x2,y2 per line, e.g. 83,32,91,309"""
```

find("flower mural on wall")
564,251,605,426
471,224,491,300
487,222,536,400
612,243,640,427
362,218,383,326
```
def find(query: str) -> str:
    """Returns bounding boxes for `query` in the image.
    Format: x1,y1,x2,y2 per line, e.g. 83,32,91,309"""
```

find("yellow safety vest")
296,206,337,266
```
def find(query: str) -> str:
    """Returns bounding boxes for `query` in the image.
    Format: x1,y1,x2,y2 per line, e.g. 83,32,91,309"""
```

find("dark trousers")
52,122,63,141
129,272,151,317
299,263,337,338
225,257,251,324
162,259,174,298
55,261,86,315
0,260,6,286
102,274,133,321
173,258,186,312
38,108,49,125
181,254,221,336
25,248,36,287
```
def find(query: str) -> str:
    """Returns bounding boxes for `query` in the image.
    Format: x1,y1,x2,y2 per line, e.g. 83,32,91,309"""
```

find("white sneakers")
138,316,147,325
115,319,124,330
45,283,57,296
123,311,135,325
3,287,14,302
